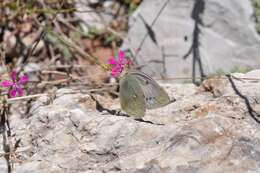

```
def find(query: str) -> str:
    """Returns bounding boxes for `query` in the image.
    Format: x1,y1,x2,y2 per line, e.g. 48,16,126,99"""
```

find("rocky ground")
1,70,260,173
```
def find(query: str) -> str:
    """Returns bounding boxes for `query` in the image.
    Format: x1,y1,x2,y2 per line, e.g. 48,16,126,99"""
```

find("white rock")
122,0,260,80
1,70,260,172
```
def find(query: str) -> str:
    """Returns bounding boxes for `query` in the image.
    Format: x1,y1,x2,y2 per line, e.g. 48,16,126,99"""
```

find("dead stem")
1,105,12,173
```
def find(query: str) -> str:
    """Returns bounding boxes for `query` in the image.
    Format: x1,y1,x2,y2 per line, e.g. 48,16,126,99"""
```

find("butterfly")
119,70,172,118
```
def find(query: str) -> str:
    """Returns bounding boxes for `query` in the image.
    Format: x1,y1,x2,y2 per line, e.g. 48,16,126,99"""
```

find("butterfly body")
119,71,171,118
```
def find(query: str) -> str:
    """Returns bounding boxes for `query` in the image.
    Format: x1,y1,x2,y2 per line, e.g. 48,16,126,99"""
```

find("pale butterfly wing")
127,71,171,109
119,73,146,118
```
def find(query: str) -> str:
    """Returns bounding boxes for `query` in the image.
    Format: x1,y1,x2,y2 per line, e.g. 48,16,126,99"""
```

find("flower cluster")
107,50,129,77
0,71,28,98
0,51,128,97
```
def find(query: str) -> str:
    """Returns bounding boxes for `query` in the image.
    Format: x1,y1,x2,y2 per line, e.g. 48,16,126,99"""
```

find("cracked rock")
0,70,260,172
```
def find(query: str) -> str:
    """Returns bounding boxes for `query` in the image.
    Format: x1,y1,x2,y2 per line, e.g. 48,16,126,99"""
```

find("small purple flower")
1,71,28,98
107,50,129,77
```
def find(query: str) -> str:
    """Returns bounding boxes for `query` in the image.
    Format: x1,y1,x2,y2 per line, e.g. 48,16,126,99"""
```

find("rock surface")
122,0,260,80
74,0,125,32
1,70,260,172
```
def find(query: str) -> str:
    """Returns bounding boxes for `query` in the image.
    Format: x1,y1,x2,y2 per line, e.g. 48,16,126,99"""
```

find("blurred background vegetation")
0,0,142,97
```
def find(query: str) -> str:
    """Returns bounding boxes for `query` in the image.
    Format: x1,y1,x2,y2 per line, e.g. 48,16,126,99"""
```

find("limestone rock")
1,70,260,172
122,0,260,80
74,0,123,32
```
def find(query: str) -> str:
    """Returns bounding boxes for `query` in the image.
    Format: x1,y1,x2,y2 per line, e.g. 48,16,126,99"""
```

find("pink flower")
107,50,129,77
1,71,28,98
